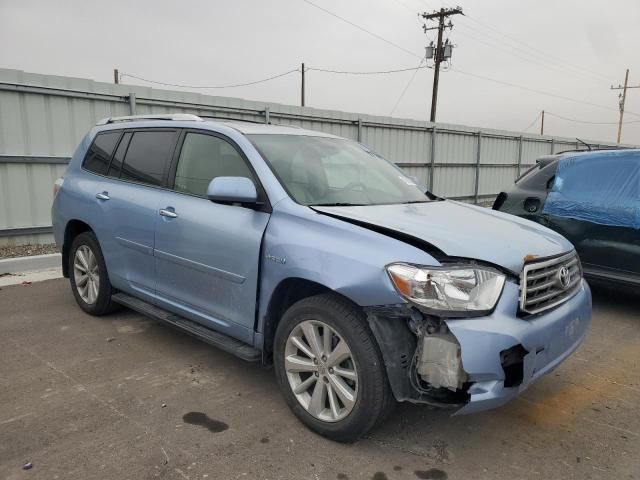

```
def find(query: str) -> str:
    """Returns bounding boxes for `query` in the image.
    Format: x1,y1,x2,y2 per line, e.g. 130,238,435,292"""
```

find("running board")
112,293,261,362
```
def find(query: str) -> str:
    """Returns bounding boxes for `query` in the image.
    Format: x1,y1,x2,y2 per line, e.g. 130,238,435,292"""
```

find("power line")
453,20,608,85
545,111,640,125
410,0,611,83
300,0,422,59
449,67,638,115
120,64,432,93
303,0,640,124
458,13,612,83
451,27,606,86
119,69,299,89
388,0,418,14
395,0,608,85
415,0,612,83
522,112,541,132
307,65,429,75
119,63,640,128
390,59,427,115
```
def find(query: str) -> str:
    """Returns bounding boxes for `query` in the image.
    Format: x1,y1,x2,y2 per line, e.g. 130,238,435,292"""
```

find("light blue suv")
52,114,592,441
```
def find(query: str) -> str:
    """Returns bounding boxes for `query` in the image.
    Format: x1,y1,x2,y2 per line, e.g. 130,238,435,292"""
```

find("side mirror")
207,177,259,205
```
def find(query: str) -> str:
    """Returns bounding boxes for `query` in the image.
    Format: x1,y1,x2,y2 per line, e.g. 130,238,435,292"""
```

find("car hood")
313,200,573,274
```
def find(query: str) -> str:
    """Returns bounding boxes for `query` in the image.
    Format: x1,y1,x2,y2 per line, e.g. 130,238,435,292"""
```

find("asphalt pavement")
0,278,638,480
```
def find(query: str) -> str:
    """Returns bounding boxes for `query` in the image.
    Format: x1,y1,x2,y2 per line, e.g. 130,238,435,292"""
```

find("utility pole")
421,7,463,122
114,68,119,84
610,69,640,143
301,62,306,107
540,110,545,135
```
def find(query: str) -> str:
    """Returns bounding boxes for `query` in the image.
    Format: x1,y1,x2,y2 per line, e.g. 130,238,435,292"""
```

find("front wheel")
273,293,394,442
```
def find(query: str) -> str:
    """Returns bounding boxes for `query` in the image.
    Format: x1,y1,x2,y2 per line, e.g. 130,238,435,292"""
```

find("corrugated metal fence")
0,68,627,246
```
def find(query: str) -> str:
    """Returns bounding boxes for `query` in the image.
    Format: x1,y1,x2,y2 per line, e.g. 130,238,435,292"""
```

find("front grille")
520,251,582,315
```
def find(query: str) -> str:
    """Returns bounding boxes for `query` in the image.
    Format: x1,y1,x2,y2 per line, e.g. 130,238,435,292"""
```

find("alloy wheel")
73,245,100,304
284,320,359,422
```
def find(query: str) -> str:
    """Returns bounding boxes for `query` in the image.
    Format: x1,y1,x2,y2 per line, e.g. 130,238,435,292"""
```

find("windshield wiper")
401,200,431,204
310,202,365,207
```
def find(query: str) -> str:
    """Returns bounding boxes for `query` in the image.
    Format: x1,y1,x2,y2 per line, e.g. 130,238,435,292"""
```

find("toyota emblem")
556,266,571,290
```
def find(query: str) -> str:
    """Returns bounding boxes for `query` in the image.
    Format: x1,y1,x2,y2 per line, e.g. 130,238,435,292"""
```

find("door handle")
159,208,178,218
95,192,110,201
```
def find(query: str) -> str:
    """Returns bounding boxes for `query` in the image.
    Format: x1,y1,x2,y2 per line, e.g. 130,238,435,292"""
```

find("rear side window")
121,131,177,186
83,132,121,175
173,133,254,197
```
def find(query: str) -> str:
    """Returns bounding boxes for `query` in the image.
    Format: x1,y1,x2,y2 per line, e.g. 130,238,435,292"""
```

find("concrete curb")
0,253,61,274
0,268,63,287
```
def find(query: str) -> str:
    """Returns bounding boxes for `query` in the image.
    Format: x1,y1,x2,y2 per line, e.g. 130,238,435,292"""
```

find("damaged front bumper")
367,279,592,414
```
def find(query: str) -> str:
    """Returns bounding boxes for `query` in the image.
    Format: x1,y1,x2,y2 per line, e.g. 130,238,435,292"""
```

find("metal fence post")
264,107,270,124
357,118,362,142
429,127,437,192
474,131,481,204
550,138,555,154
128,93,137,115
517,135,523,178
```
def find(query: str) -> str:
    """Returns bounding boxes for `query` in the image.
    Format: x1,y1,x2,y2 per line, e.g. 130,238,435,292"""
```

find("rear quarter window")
83,131,121,175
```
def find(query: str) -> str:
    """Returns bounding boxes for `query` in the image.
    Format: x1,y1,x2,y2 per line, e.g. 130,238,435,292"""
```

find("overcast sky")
2,0,640,143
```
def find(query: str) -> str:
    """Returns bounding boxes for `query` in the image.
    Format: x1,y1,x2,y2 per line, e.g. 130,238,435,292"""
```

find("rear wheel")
274,293,394,442
69,232,118,315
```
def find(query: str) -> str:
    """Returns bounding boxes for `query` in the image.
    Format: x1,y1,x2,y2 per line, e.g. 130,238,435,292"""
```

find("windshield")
249,134,429,206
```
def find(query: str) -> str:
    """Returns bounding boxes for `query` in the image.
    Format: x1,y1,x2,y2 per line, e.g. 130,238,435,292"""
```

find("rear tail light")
53,177,64,197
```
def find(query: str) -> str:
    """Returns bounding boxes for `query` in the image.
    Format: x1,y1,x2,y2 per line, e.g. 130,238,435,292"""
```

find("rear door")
89,128,179,299
153,130,270,343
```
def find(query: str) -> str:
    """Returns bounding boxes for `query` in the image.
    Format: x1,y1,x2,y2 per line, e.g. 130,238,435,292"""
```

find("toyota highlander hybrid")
52,114,592,442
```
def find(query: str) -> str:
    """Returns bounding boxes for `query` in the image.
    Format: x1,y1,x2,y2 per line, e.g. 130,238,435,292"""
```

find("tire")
273,293,394,442
68,231,118,315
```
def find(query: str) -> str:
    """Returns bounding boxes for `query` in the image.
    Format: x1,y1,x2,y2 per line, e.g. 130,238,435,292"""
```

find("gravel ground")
0,243,59,259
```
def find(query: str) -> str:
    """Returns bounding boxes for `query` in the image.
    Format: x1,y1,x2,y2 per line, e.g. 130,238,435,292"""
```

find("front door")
154,131,270,343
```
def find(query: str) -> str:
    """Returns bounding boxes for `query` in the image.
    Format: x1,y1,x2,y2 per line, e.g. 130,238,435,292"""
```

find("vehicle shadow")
588,278,639,315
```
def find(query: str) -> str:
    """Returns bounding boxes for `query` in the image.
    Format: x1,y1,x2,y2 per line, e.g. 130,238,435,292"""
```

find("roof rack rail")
96,114,203,125
212,118,304,129
200,116,265,125
554,146,627,155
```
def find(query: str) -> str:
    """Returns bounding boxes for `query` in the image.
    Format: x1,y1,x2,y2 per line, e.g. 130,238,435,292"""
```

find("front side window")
173,133,254,197
83,131,120,175
249,134,429,206
121,131,177,186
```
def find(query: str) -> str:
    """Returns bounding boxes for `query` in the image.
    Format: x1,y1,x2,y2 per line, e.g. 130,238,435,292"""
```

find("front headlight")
386,263,506,317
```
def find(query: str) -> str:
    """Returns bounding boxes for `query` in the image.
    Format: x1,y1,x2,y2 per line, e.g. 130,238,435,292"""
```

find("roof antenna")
576,138,592,151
